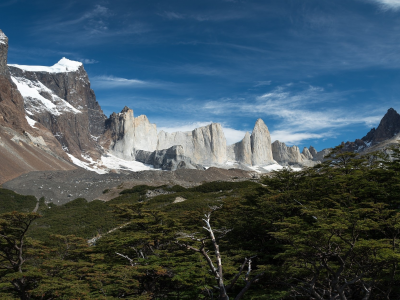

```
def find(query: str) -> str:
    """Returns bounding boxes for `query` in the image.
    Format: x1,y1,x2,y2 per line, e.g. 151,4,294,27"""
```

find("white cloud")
91,75,151,89
367,0,400,10
270,130,332,145
203,83,384,145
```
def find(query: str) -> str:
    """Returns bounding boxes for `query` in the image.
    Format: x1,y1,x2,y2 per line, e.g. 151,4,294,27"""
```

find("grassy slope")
0,181,260,242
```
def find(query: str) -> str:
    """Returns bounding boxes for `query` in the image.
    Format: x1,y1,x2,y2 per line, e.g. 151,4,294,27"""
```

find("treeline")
0,146,400,299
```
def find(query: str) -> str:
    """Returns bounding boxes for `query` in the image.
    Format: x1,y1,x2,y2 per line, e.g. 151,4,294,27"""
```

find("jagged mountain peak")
9,57,83,74
120,106,132,114
253,118,267,129
362,107,400,145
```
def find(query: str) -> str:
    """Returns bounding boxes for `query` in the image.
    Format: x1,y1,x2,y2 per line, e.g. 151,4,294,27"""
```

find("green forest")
1,146,400,299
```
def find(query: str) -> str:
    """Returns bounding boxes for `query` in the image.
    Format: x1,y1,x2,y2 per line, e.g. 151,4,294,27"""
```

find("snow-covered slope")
11,76,81,116
9,57,82,73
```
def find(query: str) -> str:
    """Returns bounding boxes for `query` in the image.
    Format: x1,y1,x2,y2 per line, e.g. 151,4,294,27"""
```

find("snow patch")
67,152,156,174
0,31,6,45
25,115,37,128
9,57,82,73
11,76,81,116
67,154,107,175
249,163,302,173
101,153,156,172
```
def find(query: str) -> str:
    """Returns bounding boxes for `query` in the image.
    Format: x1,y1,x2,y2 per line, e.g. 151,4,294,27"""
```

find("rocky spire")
309,146,318,157
302,147,313,160
250,119,274,165
0,29,10,77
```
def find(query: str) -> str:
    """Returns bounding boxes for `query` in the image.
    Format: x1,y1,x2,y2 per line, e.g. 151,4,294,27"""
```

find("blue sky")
1,0,400,150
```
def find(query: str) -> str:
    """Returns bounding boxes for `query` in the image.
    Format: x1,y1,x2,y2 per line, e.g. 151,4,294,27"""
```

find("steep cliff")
104,107,158,160
0,29,75,183
9,58,106,159
250,119,274,165
157,123,227,165
272,140,303,165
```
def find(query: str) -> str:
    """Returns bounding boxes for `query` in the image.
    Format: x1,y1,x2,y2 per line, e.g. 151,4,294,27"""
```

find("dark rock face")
341,139,367,153
0,29,28,131
0,30,75,183
135,145,205,171
0,30,9,78
9,61,107,159
362,108,400,145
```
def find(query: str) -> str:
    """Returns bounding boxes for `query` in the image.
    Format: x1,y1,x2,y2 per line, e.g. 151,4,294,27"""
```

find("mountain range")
1,29,399,185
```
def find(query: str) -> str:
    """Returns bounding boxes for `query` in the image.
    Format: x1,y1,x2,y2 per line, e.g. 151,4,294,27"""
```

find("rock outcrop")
312,148,331,162
104,107,158,160
272,140,303,165
9,58,107,159
227,132,252,165
302,147,313,160
157,123,227,165
105,107,136,160
227,119,274,166
135,145,204,171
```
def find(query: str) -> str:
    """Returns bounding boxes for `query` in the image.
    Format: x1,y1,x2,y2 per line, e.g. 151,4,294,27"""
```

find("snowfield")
67,153,156,174
11,76,81,116
9,57,82,73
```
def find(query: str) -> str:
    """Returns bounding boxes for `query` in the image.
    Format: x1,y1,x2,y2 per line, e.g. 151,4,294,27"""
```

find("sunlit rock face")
227,131,252,165
227,119,274,166
272,140,303,165
157,123,227,165
105,107,158,160
250,119,274,165
302,147,314,160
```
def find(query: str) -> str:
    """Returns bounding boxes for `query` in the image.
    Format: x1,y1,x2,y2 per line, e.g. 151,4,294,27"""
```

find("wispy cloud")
254,80,272,87
91,75,177,90
79,58,98,64
203,83,383,145
159,10,247,22
270,131,332,145
367,0,400,10
91,76,151,89
32,5,149,45
174,64,226,76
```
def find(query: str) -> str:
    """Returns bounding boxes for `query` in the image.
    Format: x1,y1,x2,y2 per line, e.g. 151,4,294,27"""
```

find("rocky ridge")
0,29,75,184
105,107,325,171
339,108,400,155
1,28,329,176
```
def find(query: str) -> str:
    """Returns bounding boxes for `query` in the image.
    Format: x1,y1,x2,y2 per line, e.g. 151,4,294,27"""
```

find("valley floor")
2,167,255,205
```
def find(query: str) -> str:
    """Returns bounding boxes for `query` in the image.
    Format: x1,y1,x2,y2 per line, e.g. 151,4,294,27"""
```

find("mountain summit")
362,108,400,146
